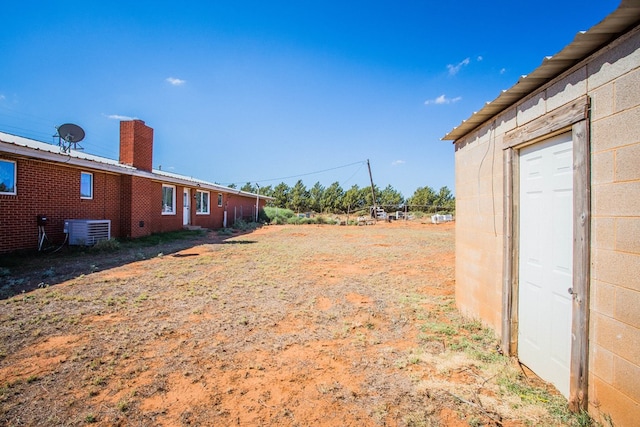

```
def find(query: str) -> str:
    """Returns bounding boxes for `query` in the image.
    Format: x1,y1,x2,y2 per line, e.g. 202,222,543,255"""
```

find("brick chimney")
119,120,153,172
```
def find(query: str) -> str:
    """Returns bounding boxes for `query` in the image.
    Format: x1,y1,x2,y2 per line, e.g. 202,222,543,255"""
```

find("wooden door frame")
502,96,591,411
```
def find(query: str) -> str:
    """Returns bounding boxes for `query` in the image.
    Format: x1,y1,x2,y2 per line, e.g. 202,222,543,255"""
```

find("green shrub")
272,216,288,225
314,216,338,225
325,217,338,225
286,216,305,225
263,207,296,225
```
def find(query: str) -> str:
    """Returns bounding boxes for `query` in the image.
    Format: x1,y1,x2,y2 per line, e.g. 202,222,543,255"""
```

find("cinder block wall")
453,25,640,425
587,26,640,426
453,123,506,334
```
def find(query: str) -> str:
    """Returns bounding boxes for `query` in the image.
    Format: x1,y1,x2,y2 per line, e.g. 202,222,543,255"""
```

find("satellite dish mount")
56,123,85,152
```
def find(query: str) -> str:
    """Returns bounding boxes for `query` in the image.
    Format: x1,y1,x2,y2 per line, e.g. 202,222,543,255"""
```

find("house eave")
0,133,272,200
0,139,136,175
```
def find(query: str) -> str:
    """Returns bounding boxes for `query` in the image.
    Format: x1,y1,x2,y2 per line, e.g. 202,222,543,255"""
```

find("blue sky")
1,1,619,198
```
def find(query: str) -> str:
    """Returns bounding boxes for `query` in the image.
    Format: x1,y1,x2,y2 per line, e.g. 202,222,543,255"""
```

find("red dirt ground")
0,221,571,426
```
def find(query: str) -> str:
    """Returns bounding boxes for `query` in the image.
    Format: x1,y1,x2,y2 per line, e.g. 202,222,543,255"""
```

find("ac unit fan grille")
65,219,111,246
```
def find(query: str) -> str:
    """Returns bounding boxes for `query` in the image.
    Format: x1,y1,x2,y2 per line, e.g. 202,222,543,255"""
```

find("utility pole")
367,159,377,220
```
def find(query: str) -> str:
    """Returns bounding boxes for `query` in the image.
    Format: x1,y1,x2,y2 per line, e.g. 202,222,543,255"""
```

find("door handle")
567,287,581,303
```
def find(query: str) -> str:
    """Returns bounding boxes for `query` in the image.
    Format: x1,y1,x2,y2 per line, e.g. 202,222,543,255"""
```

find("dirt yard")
1,221,575,426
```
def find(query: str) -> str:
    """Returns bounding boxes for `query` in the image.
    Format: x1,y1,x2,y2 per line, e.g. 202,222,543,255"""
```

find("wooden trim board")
502,96,591,411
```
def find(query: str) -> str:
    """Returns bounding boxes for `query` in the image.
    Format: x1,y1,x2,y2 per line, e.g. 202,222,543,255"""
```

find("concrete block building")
443,1,640,424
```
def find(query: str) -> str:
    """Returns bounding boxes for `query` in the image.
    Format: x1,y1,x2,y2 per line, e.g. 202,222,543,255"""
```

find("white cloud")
391,160,406,166
0,94,5,100
424,94,462,105
104,114,137,121
166,77,186,86
477,56,483,62
500,68,507,74
447,57,470,76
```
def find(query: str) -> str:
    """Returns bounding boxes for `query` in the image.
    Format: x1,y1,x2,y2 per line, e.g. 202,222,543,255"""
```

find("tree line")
228,180,455,214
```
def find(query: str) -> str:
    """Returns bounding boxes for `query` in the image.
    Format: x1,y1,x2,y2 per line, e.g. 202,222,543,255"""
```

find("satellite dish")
56,123,85,152
58,123,85,143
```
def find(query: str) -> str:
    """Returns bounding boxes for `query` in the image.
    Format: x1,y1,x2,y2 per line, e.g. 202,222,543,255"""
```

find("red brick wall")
119,175,132,238
119,175,156,239
191,190,225,229
225,193,268,226
149,183,183,234
119,120,153,172
153,189,265,230
0,155,268,253
0,157,122,253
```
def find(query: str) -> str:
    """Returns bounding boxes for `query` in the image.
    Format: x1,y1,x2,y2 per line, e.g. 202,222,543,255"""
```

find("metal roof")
442,0,640,141
0,131,269,199
0,131,132,170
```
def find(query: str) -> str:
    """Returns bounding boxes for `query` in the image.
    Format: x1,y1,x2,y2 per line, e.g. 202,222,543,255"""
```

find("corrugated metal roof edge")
442,0,640,141
0,131,273,200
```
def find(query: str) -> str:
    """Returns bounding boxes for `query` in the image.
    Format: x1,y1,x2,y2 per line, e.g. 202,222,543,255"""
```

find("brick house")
0,119,269,253
442,1,640,424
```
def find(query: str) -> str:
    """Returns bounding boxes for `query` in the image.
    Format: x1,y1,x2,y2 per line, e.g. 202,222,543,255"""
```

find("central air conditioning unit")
64,219,111,246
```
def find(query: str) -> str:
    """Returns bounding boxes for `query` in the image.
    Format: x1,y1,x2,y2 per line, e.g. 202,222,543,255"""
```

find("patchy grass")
0,229,210,299
0,222,599,426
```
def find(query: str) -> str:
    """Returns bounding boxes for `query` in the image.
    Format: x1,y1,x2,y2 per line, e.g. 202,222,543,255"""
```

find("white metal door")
518,133,573,397
183,188,190,225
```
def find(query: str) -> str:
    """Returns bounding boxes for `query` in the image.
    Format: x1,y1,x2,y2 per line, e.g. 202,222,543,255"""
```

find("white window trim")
218,193,223,207
196,190,210,215
0,159,17,195
162,184,177,215
80,171,93,199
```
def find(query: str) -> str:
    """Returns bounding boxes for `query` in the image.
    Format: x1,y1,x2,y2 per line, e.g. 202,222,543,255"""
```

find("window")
218,193,223,207
195,190,210,214
162,184,176,214
0,160,16,195
80,172,93,199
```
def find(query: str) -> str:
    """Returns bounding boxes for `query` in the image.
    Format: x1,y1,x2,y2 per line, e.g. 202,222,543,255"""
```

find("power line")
226,160,367,186
0,105,119,158
341,162,366,188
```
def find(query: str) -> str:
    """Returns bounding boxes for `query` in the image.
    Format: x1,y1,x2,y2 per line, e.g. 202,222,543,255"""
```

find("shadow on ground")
0,229,256,300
